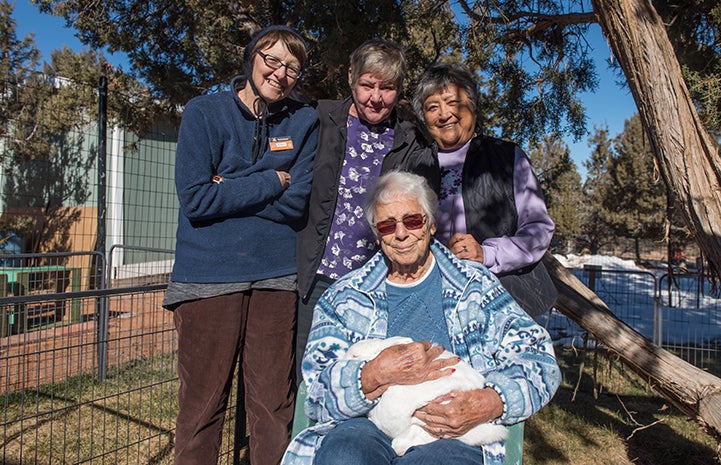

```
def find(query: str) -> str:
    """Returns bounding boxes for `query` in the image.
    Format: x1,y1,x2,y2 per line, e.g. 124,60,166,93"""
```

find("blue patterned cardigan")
282,240,561,465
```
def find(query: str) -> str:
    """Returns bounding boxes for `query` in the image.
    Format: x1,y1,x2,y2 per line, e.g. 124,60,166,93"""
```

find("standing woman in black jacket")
295,39,439,381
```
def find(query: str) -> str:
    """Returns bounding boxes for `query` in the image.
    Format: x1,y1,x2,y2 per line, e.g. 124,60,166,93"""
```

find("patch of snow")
546,254,721,352
554,254,642,271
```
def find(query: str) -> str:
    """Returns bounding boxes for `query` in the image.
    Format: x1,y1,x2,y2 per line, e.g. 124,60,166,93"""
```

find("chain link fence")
0,72,719,463
541,264,720,373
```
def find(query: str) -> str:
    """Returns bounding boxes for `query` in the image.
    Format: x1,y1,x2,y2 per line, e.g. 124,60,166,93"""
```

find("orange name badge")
269,136,294,151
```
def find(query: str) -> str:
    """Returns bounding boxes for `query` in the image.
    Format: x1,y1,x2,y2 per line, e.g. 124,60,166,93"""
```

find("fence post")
697,256,704,308
96,76,109,381
653,275,663,346
584,264,602,292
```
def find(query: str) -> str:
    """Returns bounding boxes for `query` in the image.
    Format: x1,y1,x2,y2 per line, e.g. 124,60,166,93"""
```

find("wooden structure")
544,252,721,438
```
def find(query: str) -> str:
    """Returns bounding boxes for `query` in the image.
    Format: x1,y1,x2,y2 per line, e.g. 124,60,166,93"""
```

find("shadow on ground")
523,349,719,465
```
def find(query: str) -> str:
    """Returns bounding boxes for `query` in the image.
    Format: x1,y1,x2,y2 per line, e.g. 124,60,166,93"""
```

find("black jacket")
296,97,440,298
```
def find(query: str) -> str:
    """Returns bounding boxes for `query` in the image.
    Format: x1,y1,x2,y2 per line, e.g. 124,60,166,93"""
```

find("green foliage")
0,1,164,252
683,64,721,137
29,0,601,143
21,1,721,144
0,1,39,73
527,134,584,252
0,8,91,249
653,0,721,136
292,0,424,100
401,0,464,94
461,1,599,143
0,5,87,203
581,116,671,259
605,115,667,253
42,46,170,133
581,125,615,253
0,0,40,131
33,0,255,104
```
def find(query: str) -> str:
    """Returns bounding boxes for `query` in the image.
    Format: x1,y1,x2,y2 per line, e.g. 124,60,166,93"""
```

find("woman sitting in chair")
282,171,560,465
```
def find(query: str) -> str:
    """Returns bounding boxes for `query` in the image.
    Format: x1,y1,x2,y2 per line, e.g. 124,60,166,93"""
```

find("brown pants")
173,290,296,465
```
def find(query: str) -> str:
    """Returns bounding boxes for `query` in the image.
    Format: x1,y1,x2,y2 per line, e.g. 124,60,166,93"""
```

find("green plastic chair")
292,381,524,465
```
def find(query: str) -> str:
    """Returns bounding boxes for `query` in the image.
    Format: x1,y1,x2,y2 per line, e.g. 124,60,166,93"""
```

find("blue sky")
563,23,638,176
11,1,638,179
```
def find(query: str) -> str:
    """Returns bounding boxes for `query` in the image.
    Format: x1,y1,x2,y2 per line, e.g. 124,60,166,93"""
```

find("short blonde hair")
349,39,406,89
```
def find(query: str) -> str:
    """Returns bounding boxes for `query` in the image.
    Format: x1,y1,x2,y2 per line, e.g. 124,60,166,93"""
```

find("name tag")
269,136,294,151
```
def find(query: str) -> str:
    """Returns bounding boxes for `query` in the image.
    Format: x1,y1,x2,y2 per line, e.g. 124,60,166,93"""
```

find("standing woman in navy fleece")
163,26,318,465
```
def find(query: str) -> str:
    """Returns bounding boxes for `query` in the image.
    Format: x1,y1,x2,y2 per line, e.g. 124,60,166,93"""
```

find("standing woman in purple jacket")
294,39,439,382
163,26,318,465
413,63,557,318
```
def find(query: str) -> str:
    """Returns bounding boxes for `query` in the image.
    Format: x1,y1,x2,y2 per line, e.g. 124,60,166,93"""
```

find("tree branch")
455,0,597,40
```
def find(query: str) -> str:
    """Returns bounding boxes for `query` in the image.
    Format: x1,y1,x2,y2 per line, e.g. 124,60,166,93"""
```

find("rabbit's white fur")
344,336,508,456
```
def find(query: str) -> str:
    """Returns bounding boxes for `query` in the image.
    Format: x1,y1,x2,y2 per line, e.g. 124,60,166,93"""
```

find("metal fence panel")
540,266,721,374
0,72,245,464
658,273,721,369
1,71,719,464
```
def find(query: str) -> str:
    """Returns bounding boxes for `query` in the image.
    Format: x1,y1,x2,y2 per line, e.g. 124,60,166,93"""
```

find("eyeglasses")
375,213,426,235
256,50,302,79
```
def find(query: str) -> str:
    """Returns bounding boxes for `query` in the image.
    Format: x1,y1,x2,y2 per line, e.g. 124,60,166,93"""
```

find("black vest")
462,136,518,242
461,135,557,318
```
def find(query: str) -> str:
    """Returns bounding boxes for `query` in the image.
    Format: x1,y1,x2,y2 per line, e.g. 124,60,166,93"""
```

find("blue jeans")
314,417,486,465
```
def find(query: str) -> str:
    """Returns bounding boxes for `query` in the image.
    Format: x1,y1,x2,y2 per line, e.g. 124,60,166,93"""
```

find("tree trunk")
543,253,721,437
590,0,721,281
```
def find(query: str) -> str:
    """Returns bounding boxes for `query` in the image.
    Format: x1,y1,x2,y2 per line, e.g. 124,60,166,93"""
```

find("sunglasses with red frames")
375,213,427,235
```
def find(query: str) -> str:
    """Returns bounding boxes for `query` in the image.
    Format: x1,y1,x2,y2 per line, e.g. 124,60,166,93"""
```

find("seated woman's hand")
360,340,457,400
414,387,504,438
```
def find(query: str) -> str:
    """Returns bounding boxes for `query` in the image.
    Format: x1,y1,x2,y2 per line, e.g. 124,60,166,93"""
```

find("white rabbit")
343,336,508,456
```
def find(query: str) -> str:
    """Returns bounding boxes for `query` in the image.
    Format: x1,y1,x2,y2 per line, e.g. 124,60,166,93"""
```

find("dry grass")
2,354,179,464
525,346,721,465
1,345,719,464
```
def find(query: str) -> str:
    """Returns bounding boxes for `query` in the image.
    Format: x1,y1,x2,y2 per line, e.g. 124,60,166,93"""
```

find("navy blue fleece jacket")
171,76,319,283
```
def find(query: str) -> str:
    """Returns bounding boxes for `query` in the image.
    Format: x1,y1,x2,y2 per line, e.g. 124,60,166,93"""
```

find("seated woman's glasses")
375,214,426,235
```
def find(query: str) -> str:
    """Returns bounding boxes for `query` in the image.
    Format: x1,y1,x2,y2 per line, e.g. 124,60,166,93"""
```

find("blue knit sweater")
171,76,319,283
283,240,561,465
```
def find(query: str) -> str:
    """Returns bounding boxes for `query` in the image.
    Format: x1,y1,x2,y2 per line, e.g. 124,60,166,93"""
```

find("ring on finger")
461,245,468,252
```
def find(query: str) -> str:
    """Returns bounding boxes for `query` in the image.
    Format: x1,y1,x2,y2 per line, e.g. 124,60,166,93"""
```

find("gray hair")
412,62,479,125
364,171,438,234
349,39,407,90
